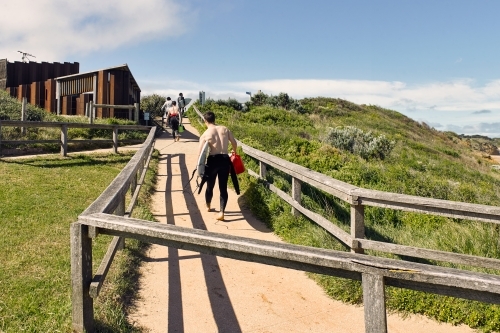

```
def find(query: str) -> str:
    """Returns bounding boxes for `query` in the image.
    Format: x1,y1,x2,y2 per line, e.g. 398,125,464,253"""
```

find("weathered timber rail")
72,126,156,332
70,106,500,333
192,105,500,270
0,120,152,156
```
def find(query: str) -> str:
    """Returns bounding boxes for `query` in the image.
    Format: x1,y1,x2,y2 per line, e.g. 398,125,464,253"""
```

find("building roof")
55,63,140,91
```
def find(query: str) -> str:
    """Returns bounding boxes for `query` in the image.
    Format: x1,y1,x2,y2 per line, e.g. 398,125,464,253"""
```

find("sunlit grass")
0,151,158,332
187,99,500,332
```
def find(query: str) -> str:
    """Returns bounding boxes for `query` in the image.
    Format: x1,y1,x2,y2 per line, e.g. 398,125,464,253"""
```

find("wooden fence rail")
72,211,500,333
192,105,500,269
69,106,500,332
71,126,156,332
0,120,152,156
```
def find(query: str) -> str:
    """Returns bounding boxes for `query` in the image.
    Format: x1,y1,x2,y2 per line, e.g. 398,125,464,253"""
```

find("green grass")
187,99,500,332
0,151,158,332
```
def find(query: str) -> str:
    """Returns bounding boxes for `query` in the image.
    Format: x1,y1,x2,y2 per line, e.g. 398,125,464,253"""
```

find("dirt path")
127,118,476,333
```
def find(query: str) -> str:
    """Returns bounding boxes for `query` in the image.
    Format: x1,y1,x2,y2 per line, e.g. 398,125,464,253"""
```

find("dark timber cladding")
1,59,140,119
1,59,79,112
56,64,141,119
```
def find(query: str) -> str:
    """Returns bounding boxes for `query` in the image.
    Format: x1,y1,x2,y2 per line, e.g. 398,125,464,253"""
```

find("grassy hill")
188,95,500,332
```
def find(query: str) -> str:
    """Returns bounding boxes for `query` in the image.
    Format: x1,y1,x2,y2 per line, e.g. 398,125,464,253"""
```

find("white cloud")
142,77,500,137
0,0,186,61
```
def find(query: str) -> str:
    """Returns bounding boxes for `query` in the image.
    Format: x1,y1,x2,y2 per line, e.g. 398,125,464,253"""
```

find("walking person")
160,97,172,126
168,101,182,141
198,111,238,221
178,93,186,116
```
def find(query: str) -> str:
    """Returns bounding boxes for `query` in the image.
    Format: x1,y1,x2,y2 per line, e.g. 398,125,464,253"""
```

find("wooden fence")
72,126,156,332
88,101,140,124
193,105,500,270
0,120,152,156
70,106,500,333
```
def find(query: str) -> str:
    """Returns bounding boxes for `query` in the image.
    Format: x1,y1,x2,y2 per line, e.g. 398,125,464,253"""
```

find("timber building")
0,59,141,119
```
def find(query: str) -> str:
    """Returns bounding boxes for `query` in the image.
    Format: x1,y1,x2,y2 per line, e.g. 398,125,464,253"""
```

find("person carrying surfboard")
197,111,238,221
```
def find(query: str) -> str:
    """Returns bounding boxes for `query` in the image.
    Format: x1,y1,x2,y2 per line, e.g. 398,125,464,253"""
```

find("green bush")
248,91,304,113
324,126,395,160
140,93,166,118
0,90,48,121
188,95,500,332
214,98,243,111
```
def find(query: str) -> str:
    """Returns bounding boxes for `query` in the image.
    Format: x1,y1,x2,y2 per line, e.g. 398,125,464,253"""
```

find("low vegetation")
0,90,159,331
0,151,158,332
188,95,500,332
3,87,500,331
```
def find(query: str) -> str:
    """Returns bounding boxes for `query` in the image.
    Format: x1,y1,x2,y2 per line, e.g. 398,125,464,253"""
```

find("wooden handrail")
192,104,500,265
70,105,500,332
71,126,156,331
0,120,150,130
0,120,153,156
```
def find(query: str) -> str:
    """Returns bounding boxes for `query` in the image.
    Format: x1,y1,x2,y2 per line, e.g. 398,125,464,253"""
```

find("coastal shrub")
0,90,47,121
248,91,304,113
324,126,395,160
140,93,165,118
188,96,500,332
214,98,243,111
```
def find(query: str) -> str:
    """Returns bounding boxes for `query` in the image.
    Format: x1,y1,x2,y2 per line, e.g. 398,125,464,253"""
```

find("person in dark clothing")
178,93,186,116
197,111,238,221
168,101,181,141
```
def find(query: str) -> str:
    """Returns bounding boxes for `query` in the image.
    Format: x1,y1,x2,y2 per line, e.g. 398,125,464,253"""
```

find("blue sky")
1,0,500,137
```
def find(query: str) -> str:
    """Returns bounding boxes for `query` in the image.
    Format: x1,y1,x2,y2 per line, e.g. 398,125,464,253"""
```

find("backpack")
178,96,185,108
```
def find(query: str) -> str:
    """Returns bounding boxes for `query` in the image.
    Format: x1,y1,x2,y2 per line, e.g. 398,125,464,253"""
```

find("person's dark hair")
203,111,215,124
179,92,183,96
172,101,177,106
167,97,171,101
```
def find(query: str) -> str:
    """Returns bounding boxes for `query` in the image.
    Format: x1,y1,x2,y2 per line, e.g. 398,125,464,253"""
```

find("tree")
140,94,166,118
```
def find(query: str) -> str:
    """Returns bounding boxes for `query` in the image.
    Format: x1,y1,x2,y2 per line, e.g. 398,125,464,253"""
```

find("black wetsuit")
205,154,231,212
170,115,180,139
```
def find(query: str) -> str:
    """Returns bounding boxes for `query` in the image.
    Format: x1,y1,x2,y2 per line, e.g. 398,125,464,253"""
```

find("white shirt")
161,100,173,116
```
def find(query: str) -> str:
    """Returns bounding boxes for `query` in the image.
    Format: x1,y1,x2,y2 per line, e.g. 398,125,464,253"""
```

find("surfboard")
197,141,210,178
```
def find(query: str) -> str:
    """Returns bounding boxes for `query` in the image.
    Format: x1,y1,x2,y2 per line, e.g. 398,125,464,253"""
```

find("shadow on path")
162,150,242,332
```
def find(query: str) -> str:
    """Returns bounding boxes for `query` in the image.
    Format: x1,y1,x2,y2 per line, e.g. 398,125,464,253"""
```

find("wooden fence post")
292,177,302,217
351,200,365,254
89,101,94,124
70,223,94,333
362,273,387,333
61,124,68,157
114,194,126,250
131,171,137,195
113,127,118,154
259,161,267,179
21,97,27,136
134,103,139,125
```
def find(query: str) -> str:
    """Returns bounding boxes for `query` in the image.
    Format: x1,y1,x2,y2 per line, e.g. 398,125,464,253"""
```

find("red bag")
230,152,245,174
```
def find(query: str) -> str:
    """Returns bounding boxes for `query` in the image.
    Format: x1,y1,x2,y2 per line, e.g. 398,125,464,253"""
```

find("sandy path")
127,119,476,333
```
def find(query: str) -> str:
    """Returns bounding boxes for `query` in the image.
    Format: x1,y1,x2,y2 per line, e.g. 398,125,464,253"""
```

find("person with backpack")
178,93,186,116
168,101,182,141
